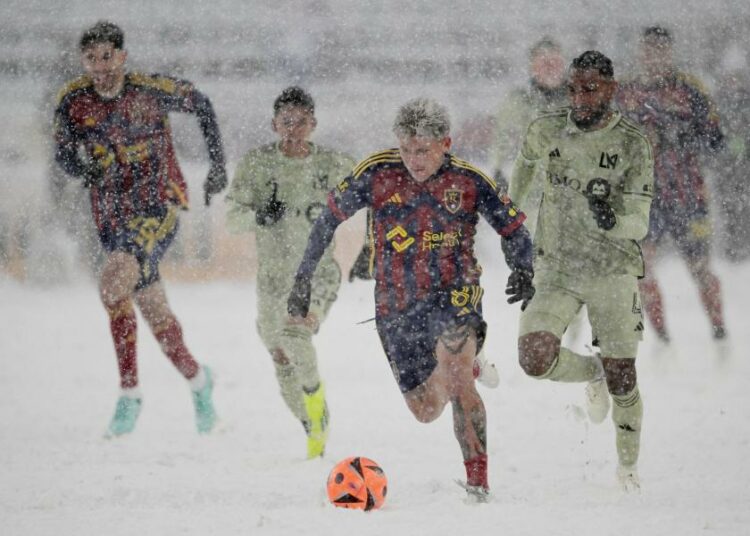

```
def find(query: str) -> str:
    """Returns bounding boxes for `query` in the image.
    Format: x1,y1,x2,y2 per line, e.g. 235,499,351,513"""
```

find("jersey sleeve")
475,172,533,273
509,118,545,210
294,163,372,282
225,154,259,233
608,134,654,241
53,99,85,177
136,73,226,169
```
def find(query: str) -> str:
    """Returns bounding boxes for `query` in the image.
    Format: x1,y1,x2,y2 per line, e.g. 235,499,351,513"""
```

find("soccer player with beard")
54,21,227,437
287,98,534,501
510,51,654,491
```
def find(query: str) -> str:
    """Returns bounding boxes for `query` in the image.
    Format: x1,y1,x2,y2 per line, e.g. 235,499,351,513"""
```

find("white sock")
190,367,207,392
120,386,142,399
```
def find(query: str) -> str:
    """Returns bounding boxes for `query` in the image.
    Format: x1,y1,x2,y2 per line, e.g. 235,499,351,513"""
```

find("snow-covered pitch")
2,252,749,535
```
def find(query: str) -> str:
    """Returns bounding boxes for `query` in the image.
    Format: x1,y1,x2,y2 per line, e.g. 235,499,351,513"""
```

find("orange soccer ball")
326,456,388,511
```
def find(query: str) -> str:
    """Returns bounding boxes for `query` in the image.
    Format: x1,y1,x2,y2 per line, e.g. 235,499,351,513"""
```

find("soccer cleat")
472,351,499,389
303,383,329,459
617,463,641,493
585,375,610,424
107,396,142,437
192,366,217,434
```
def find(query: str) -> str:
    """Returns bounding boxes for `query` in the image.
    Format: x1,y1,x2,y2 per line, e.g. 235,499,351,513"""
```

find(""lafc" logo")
386,226,414,252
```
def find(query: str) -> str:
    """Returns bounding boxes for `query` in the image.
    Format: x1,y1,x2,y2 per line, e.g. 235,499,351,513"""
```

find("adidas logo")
387,193,402,204
548,148,561,158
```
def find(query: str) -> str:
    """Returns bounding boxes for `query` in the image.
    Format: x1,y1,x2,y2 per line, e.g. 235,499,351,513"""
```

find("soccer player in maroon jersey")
54,21,227,436
617,26,727,353
288,98,534,501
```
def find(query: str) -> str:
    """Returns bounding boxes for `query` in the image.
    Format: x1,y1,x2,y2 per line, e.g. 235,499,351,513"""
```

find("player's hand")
587,198,617,230
288,274,312,318
81,161,105,189
348,245,373,281
505,269,535,311
255,182,287,226
204,164,228,206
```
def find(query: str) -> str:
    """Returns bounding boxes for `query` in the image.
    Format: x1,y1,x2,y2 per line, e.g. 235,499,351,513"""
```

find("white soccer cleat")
473,351,499,389
617,463,641,493
585,376,610,424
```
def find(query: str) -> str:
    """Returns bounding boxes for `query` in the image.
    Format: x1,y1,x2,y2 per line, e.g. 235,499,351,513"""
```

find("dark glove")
288,274,312,318
585,178,616,230
505,269,535,311
81,161,105,189
348,245,373,281
255,182,287,226
203,164,228,206
587,198,617,230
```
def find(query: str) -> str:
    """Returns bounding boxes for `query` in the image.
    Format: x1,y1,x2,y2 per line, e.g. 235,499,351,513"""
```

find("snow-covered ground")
2,249,749,535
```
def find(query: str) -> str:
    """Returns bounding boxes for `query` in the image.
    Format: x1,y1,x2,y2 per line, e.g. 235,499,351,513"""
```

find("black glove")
505,269,535,311
81,161,105,189
255,182,287,226
204,164,228,206
348,245,373,281
587,198,617,230
288,274,312,318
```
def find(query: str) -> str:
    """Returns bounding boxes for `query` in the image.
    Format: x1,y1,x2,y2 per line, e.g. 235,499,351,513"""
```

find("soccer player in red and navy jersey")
53,21,226,437
288,98,534,501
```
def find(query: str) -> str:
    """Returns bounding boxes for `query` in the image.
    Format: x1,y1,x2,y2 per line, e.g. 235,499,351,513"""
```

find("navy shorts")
99,209,178,290
376,285,487,393
647,204,711,260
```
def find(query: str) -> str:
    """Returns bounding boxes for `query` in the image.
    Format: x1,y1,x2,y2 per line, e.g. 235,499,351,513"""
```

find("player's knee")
405,386,446,423
271,348,290,366
518,331,560,377
601,357,637,395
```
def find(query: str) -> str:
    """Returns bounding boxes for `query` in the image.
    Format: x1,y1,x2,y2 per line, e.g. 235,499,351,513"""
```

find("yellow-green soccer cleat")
302,383,329,459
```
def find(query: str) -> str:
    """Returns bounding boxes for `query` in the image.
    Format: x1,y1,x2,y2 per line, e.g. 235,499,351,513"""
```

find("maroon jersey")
54,72,224,234
296,149,532,317
616,71,723,215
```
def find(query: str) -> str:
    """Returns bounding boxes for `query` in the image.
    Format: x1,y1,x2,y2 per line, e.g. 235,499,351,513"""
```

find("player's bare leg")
99,251,142,436
134,281,217,433
405,326,489,499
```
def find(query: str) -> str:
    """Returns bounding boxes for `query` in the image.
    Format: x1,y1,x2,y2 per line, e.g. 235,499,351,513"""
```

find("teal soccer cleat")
192,367,217,434
107,396,142,437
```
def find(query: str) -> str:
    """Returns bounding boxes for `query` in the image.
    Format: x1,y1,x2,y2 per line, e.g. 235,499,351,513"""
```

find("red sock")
639,278,668,338
155,319,199,379
698,272,725,331
108,299,138,389
464,453,488,489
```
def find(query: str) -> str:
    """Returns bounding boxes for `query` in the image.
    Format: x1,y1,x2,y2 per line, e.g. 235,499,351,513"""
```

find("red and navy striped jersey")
54,72,224,234
616,71,723,214
297,149,531,316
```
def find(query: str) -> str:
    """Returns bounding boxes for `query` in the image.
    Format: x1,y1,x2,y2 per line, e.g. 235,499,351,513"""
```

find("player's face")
81,42,127,97
398,135,451,183
567,68,617,129
530,49,566,89
272,105,316,145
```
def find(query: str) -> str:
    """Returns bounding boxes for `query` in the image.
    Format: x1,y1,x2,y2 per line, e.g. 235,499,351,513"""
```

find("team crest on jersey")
444,189,463,213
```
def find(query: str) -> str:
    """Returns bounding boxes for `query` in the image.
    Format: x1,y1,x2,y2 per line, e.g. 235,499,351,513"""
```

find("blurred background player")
713,45,750,263
287,98,534,500
617,26,727,352
491,36,567,225
54,21,227,436
226,87,355,458
511,51,653,491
